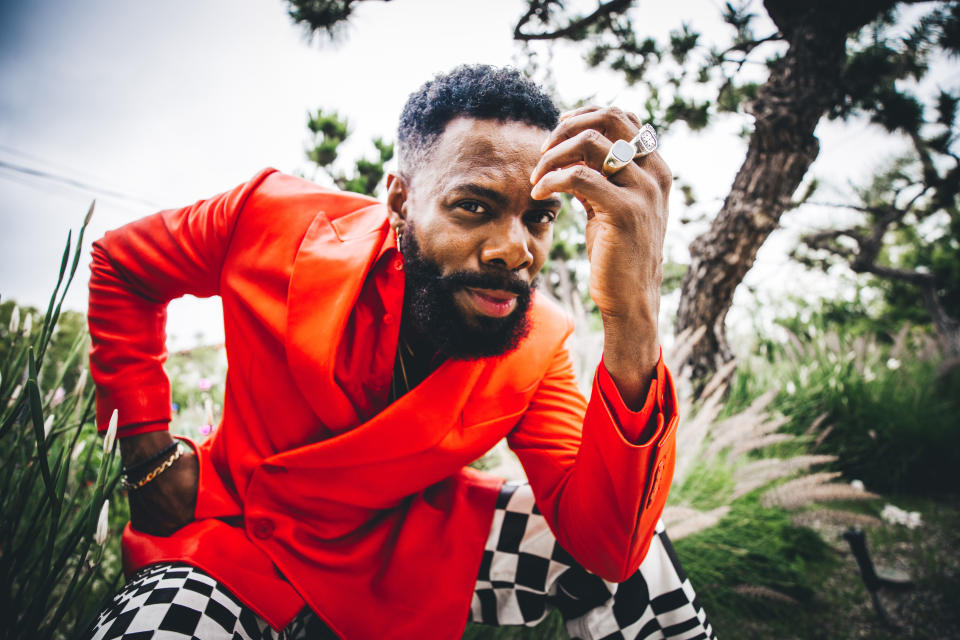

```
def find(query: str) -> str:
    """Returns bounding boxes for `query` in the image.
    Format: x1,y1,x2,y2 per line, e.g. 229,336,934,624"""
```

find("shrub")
739,322,960,494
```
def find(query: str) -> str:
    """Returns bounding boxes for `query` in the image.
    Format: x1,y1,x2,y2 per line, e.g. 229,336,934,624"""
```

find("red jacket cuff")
596,349,666,444
96,384,171,436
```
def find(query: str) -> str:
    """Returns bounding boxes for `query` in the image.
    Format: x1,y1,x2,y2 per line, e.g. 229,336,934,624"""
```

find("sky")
0,0,944,350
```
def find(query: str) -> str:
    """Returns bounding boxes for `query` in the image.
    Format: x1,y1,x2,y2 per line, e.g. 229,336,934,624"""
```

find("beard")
399,223,536,360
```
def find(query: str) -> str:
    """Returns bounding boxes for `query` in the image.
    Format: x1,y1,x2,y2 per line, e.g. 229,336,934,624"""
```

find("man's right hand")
119,431,199,536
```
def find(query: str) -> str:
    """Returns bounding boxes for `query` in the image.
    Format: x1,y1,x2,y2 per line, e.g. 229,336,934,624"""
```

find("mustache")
438,270,536,297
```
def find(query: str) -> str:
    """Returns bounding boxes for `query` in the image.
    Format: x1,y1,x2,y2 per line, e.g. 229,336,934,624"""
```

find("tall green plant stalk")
0,203,124,640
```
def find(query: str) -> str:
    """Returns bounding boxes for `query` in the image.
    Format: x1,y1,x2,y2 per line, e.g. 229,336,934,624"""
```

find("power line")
0,157,160,209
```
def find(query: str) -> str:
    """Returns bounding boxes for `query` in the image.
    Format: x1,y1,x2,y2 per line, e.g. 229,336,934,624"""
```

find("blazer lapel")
285,202,391,432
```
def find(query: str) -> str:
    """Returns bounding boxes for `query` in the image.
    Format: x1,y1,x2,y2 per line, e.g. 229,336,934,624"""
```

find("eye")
526,210,557,225
457,200,488,215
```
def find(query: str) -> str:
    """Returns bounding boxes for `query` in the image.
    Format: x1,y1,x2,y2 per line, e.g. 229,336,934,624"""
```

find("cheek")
530,234,553,271
417,219,480,270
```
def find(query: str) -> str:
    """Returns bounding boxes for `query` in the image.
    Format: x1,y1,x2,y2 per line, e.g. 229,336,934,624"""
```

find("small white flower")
94,499,110,545
881,504,923,529
850,479,865,492
22,312,32,336
43,414,54,438
8,306,19,333
103,409,118,452
886,358,901,370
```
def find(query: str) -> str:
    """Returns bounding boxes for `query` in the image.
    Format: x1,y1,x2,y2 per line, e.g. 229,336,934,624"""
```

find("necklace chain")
389,335,415,403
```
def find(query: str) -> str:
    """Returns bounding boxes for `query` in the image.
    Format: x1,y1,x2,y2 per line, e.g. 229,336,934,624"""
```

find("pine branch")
513,0,634,41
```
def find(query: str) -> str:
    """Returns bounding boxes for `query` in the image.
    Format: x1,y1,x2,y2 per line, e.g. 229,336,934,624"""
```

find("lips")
464,287,518,318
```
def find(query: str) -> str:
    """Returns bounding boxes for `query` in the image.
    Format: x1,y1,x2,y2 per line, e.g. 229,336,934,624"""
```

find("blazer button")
252,517,274,540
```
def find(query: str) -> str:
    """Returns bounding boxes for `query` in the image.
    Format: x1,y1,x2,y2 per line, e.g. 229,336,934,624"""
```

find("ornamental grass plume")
760,472,880,510
790,508,883,530
663,329,882,541
731,584,801,606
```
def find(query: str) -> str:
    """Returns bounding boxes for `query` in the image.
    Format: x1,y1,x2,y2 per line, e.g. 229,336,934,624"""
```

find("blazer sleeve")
87,168,276,436
506,345,678,582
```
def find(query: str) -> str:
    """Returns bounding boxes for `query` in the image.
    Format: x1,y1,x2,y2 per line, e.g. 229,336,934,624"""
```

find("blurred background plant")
0,207,126,640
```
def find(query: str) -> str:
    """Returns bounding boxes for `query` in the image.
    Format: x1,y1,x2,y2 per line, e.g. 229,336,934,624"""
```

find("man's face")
389,117,562,359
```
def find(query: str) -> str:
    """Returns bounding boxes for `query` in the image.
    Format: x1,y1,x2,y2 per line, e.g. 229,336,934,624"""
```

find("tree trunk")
675,0,898,383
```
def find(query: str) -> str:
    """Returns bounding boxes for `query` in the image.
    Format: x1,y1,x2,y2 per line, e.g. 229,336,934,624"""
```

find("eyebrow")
455,184,563,211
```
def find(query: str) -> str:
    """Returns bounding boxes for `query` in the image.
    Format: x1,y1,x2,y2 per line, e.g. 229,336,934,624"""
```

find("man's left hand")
530,106,671,408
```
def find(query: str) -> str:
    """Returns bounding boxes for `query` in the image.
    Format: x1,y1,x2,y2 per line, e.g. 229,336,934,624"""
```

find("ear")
385,172,408,231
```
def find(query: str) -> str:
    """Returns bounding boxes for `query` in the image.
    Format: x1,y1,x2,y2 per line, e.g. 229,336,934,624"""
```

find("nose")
480,217,534,272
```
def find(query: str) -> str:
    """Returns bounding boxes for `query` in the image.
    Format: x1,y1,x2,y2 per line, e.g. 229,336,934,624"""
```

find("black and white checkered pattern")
86,563,326,640
471,482,717,640
88,484,714,640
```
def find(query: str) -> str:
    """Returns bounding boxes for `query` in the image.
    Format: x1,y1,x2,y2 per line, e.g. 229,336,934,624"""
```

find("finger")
530,128,614,185
542,106,640,153
559,105,601,121
633,150,673,196
531,163,617,206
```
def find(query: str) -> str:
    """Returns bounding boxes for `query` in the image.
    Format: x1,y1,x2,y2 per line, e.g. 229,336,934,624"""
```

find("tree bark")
675,0,898,382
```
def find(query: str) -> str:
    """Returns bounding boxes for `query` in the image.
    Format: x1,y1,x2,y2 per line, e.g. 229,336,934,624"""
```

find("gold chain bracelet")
122,443,182,491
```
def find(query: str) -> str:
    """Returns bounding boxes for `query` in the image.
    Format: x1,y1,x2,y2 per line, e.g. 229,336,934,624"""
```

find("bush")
738,321,960,494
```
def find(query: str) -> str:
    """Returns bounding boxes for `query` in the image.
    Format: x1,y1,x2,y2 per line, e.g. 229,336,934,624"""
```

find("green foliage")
676,499,835,629
830,5,954,133
736,314,960,494
661,260,688,295
304,109,394,196
0,207,125,640
529,0,785,134
287,0,390,41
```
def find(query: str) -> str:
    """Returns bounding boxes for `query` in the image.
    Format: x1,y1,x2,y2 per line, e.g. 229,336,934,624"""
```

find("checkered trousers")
470,481,716,640
86,482,714,640
85,564,330,640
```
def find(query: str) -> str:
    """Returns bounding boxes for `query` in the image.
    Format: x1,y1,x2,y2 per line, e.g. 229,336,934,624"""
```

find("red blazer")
88,169,678,640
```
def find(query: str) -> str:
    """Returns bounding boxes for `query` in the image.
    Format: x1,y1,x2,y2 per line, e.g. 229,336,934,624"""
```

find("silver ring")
629,124,658,158
601,139,636,177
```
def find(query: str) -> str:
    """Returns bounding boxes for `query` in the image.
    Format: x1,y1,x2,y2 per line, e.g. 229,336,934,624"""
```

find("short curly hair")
397,64,559,178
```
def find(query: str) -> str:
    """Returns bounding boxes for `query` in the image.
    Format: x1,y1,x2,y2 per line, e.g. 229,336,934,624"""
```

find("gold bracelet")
122,443,182,490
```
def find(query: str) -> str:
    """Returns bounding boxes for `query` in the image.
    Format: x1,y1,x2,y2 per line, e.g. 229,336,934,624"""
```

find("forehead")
414,117,548,193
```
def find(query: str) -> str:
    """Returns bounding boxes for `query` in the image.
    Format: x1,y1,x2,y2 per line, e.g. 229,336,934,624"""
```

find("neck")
391,317,444,400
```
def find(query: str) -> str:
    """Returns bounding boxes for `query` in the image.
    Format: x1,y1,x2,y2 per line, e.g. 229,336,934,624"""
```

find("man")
86,66,714,639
